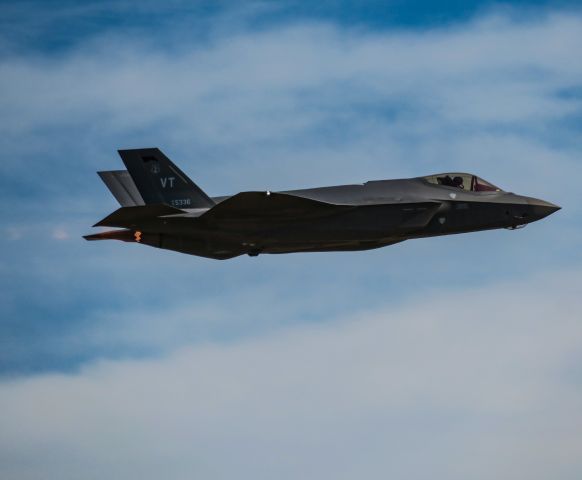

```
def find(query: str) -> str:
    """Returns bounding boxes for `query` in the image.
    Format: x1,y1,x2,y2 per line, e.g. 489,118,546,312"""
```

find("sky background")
1,0,581,478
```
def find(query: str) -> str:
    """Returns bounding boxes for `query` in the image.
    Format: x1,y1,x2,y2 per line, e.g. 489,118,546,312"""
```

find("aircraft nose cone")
526,197,561,220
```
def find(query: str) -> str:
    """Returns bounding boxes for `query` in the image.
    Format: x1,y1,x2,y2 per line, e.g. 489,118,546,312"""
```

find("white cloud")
1,11,581,198
1,269,581,480
51,227,69,240
1,9,581,478
4,227,23,241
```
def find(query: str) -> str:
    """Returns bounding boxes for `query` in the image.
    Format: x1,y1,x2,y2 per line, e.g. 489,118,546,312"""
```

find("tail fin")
98,170,145,207
117,148,215,208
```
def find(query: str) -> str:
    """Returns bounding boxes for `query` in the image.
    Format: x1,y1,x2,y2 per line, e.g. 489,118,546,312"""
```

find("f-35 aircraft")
85,148,560,260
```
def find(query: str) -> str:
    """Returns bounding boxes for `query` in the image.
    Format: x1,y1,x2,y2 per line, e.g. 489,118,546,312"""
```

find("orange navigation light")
134,231,142,243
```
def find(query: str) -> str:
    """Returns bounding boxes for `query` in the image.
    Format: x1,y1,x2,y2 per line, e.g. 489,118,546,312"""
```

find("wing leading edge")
200,191,351,220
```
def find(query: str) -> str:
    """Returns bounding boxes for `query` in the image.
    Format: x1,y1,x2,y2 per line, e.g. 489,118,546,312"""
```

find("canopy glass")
423,173,502,192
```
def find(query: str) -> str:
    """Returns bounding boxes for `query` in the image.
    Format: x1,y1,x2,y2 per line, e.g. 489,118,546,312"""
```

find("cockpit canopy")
423,173,502,192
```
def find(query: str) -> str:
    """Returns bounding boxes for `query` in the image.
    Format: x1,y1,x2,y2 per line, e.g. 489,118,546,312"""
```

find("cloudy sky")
1,0,581,478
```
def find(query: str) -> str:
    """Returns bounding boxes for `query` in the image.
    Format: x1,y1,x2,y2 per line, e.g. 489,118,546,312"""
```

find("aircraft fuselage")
85,149,560,260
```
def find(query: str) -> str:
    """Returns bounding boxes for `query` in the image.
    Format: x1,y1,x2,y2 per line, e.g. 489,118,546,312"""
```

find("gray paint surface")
85,148,560,260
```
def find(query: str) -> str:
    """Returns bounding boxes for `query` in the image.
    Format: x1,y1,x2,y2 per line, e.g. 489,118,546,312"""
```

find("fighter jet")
85,148,560,260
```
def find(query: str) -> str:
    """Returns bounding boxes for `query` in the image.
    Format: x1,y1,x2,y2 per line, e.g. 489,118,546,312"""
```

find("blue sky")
1,1,582,478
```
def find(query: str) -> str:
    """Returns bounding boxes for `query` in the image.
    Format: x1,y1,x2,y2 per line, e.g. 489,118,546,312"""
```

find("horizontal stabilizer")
94,204,184,228
98,170,145,207
201,191,348,220
84,229,136,242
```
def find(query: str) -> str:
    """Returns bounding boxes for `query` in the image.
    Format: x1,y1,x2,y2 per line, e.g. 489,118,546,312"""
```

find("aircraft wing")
200,191,441,230
200,191,350,220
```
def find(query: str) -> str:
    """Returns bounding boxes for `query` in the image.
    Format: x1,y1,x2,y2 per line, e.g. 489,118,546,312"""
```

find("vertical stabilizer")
98,170,145,207
118,148,215,208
